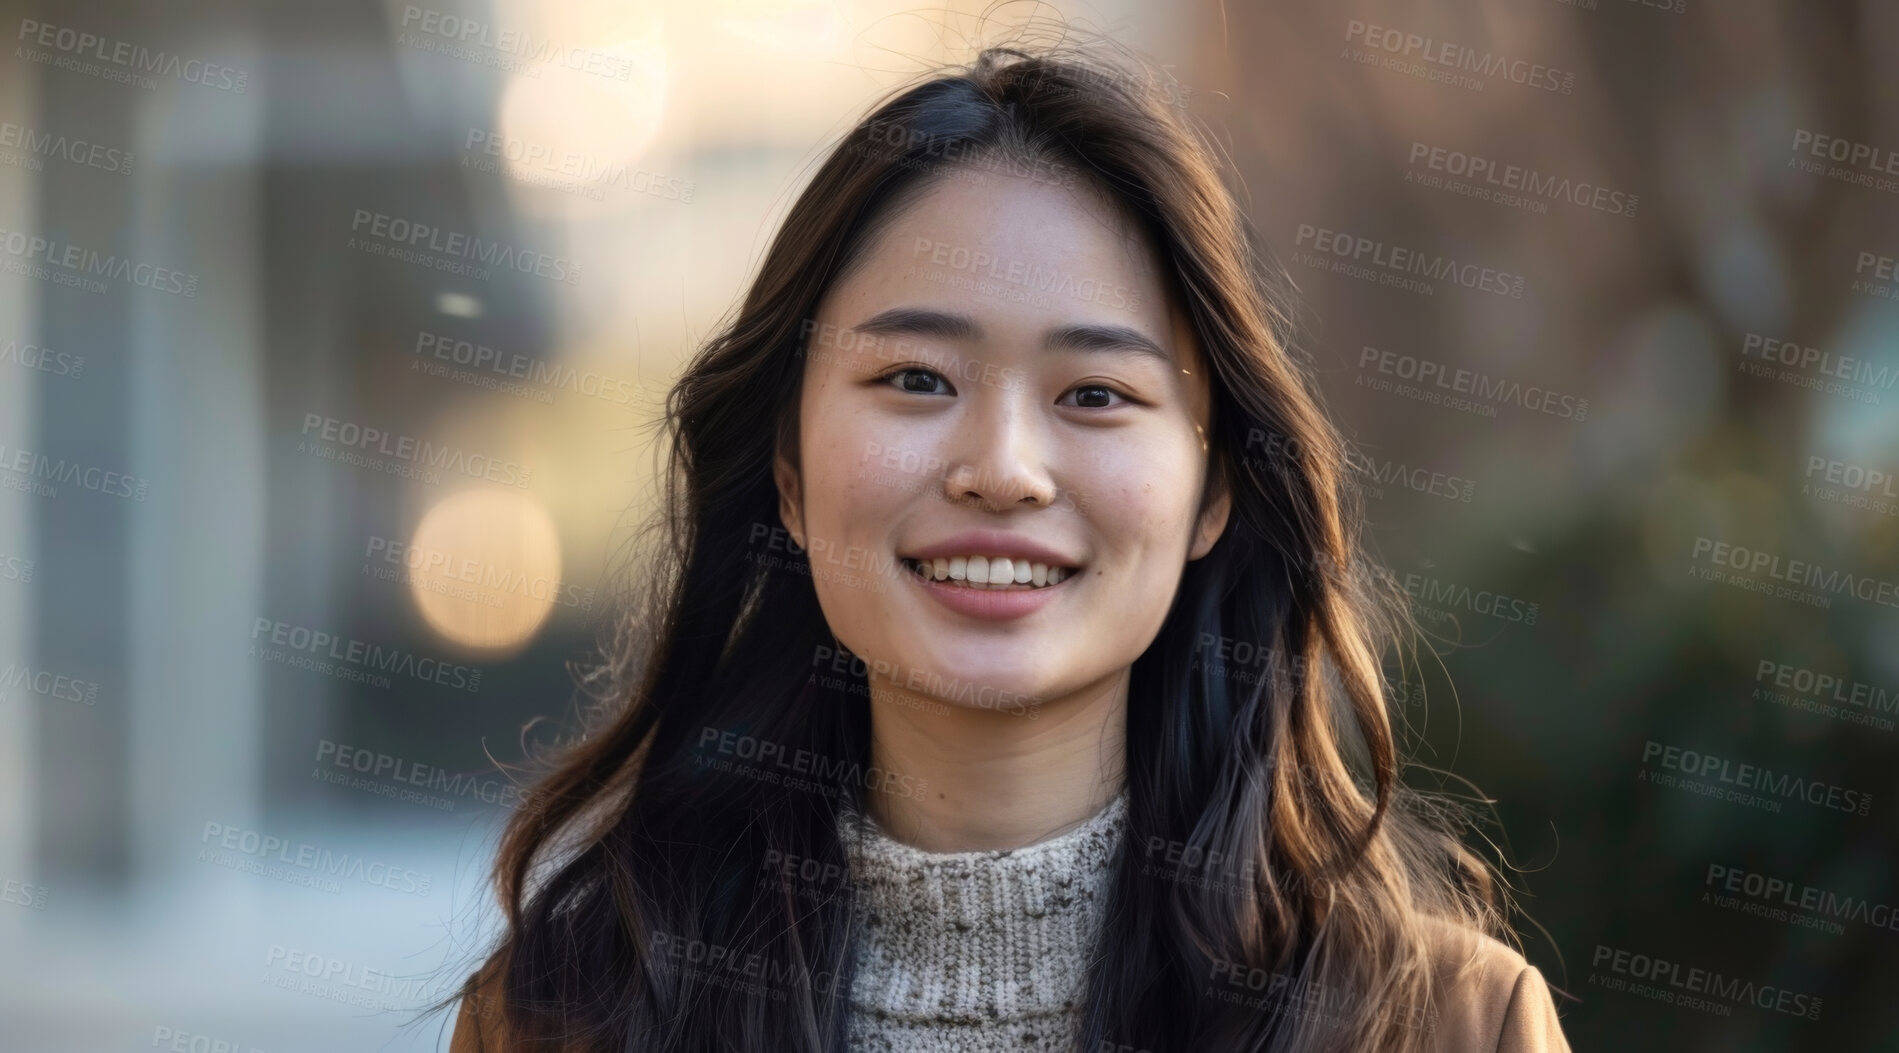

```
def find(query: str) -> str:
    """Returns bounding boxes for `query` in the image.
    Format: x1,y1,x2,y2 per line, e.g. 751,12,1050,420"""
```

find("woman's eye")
879,369,1130,408
881,367,953,395
1063,384,1128,409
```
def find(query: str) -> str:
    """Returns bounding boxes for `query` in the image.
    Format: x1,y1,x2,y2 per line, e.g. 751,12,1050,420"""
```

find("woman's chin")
866,658,1055,718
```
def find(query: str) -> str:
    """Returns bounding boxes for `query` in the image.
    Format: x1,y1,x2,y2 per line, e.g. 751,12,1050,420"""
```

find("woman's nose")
938,402,1061,510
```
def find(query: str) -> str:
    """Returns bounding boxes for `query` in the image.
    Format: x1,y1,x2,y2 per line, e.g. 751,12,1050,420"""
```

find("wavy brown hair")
439,38,1535,1053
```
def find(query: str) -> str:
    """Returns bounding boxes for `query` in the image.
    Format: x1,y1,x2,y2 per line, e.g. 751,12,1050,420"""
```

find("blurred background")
0,0,1894,1049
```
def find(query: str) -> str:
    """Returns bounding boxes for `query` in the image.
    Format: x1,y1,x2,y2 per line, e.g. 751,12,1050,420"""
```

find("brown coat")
1421,921,1573,1052
449,923,1571,1053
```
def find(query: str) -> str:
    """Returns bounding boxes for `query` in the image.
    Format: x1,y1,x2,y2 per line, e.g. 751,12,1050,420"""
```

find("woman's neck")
862,669,1129,852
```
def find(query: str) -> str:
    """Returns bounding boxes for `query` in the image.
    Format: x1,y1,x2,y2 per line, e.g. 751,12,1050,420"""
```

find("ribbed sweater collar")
837,789,1129,1023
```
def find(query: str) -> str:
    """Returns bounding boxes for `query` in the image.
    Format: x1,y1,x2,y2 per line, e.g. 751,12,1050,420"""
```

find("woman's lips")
901,557,1075,620
898,555,1074,588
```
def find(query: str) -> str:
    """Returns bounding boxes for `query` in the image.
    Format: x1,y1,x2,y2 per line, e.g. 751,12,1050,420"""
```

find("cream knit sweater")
836,790,1129,1053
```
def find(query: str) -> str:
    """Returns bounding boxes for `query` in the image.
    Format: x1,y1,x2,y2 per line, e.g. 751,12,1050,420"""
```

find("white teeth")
904,556,1077,589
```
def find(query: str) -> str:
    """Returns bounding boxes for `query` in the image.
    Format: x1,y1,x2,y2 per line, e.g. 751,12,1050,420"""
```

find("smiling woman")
443,41,1571,1053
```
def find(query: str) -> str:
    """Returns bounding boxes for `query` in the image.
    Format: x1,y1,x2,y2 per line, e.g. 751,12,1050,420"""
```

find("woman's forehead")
817,169,1197,365
870,169,1159,282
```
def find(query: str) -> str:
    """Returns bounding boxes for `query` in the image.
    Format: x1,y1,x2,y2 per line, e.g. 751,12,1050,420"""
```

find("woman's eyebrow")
851,307,1173,364
851,306,982,342
1043,323,1174,365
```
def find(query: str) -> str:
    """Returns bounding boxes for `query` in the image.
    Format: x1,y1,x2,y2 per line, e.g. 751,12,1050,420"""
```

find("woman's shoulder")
1418,917,1572,1053
449,958,509,1053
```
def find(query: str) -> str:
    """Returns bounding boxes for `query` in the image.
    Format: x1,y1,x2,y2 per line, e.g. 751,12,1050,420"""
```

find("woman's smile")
894,526,1087,619
900,553,1079,620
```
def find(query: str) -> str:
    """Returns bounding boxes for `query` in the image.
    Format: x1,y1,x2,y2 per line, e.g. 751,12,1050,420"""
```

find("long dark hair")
448,39,1526,1053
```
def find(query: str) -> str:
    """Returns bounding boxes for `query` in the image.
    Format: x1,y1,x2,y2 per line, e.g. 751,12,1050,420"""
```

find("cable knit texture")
837,790,1129,1053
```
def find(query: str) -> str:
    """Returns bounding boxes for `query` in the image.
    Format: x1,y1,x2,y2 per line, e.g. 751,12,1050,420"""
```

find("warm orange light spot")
408,490,564,654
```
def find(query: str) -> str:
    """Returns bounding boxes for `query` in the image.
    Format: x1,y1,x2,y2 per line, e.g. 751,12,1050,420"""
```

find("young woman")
446,43,1572,1053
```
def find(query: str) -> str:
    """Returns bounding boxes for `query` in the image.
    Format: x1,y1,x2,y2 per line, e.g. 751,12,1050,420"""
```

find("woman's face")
774,164,1229,717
